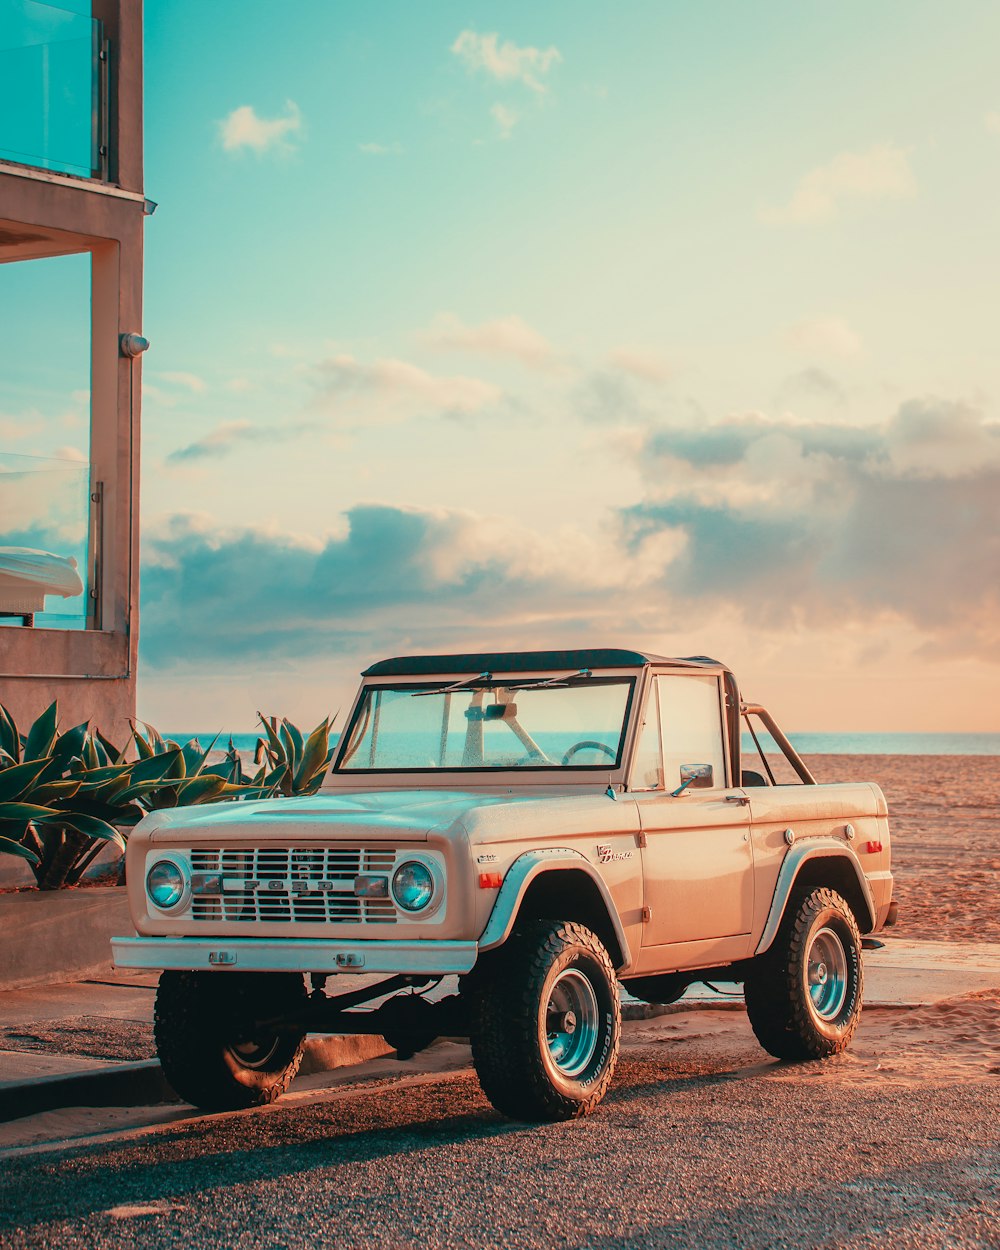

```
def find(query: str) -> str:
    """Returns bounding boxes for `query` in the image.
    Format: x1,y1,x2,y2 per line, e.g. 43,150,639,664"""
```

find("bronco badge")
596,844,633,864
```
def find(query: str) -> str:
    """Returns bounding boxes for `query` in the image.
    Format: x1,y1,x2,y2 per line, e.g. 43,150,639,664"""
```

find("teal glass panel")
0,1,99,178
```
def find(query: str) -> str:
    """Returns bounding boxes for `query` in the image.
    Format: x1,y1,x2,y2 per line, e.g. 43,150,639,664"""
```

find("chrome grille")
186,847,401,924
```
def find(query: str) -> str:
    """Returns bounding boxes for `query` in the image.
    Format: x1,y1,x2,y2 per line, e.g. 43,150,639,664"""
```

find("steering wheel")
561,740,616,765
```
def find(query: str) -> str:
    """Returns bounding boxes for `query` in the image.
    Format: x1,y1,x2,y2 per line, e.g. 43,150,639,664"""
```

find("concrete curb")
0,1059,174,1123
0,998,726,1124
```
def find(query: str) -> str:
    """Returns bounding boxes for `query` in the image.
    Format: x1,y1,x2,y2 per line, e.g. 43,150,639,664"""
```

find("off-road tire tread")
745,887,863,1061
155,971,306,1111
469,920,621,1122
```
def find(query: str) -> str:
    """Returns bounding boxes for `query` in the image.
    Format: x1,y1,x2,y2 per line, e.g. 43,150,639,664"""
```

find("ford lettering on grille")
184,847,401,925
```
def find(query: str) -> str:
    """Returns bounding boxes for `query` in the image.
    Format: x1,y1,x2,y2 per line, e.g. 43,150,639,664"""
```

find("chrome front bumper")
112,935,478,976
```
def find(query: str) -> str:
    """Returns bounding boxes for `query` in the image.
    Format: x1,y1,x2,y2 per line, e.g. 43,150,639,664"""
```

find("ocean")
172,731,1000,757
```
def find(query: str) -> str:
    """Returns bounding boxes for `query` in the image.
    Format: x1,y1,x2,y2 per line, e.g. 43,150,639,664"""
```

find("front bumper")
112,935,479,976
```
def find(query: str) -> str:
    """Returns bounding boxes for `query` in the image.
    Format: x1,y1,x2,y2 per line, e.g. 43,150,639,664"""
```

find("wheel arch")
478,850,630,971
755,842,876,956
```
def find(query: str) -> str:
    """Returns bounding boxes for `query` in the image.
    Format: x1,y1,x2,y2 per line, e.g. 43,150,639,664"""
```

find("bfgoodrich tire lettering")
745,887,864,1061
154,971,306,1111
469,920,621,1122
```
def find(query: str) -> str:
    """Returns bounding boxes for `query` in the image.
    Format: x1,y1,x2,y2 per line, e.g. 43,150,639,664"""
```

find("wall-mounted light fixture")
120,333,150,357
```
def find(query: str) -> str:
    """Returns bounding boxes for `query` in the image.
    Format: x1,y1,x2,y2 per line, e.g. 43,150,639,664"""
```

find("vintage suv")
113,648,896,1122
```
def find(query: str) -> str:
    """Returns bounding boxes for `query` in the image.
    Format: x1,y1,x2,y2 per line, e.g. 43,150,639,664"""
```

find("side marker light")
865,840,883,854
478,872,503,889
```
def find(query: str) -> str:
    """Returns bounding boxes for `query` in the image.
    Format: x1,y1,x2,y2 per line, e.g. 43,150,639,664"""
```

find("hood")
140,788,525,843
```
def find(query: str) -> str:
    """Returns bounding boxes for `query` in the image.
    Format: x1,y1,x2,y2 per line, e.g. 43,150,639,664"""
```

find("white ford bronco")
113,648,896,1121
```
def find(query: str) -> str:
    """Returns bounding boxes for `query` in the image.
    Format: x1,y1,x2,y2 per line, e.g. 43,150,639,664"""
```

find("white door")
632,674,753,968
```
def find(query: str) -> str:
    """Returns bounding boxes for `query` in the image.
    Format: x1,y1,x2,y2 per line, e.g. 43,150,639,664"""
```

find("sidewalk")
2,937,999,1125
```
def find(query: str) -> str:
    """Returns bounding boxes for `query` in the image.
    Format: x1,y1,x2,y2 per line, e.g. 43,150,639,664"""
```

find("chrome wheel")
545,968,600,1078
228,1034,282,1071
806,926,848,1021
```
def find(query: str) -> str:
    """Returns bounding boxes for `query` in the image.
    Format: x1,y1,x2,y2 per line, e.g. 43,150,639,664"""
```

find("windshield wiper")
411,672,493,697
506,668,592,691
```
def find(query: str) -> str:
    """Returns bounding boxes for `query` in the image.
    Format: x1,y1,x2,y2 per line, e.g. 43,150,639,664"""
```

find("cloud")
358,141,402,155
623,400,1000,658
219,102,302,154
421,314,554,369
312,354,501,425
51,445,87,463
451,30,561,94
155,371,207,393
138,504,671,665
775,367,848,409
783,316,862,358
491,103,518,140
139,402,1000,673
761,144,916,225
166,420,314,464
609,347,672,383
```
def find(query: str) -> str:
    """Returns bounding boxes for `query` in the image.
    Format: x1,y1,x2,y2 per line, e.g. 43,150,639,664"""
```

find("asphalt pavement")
2,937,999,1125
0,1003,997,1249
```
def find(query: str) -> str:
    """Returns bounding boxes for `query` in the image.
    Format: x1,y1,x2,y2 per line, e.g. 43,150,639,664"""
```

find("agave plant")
254,714,337,797
125,721,276,811
0,702,132,889
0,703,339,888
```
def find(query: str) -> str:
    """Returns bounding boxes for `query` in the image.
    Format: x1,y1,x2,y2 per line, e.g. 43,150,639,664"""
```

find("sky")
5,0,1000,733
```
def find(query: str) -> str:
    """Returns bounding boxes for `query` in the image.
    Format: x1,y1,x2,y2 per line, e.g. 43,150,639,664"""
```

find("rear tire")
155,971,306,1111
469,920,621,1122
745,887,863,1060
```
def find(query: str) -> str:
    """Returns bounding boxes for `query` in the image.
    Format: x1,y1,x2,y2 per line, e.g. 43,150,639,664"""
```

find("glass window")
631,683,663,790
337,677,634,771
0,253,92,630
0,0,102,179
657,674,726,790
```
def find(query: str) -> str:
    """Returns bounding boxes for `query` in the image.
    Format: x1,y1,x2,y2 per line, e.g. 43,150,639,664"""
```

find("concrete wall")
0,2,146,741
0,888,133,991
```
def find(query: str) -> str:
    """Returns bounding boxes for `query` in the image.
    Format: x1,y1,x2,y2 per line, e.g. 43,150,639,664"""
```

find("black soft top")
362,648,723,677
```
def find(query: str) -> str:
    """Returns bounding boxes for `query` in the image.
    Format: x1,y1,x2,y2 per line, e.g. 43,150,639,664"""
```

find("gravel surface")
1,1013,997,1250
0,1016,154,1063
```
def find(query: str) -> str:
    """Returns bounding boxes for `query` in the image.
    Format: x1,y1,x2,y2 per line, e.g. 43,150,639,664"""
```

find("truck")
113,647,896,1122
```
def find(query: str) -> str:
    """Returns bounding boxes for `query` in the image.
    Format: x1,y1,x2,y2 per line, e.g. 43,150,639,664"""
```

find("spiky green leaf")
31,779,83,804
24,702,58,762
0,835,39,864
293,720,331,791
0,757,51,803
34,810,125,849
0,706,20,763
0,802,59,827
95,728,128,765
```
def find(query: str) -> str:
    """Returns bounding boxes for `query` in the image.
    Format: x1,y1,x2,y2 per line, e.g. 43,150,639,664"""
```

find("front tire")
745,887,863,1060
155,971,307,1111
469,920,621,1122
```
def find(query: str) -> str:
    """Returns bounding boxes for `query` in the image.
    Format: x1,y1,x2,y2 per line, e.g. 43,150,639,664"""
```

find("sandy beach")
803,754,1000,945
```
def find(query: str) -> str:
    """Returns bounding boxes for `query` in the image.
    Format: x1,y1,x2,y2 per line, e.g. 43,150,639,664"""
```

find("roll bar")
741,703,816,785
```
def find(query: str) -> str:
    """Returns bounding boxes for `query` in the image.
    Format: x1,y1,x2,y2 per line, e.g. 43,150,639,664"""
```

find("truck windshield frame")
334,677,637,773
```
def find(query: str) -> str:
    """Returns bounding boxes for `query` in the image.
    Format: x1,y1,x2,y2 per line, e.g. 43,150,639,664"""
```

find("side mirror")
671,763,714,796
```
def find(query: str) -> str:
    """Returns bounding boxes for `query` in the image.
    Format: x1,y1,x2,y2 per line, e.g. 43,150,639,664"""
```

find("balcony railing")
0,450,92,629
0,0,105,180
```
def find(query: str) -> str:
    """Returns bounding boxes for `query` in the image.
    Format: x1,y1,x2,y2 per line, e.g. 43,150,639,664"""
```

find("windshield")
336,676,635,771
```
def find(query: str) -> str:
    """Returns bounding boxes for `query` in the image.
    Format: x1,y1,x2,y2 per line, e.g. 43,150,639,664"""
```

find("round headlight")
392,860,434,912
147,859,186,910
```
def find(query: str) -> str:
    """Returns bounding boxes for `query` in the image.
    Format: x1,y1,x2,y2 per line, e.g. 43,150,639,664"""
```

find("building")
0,0,148,738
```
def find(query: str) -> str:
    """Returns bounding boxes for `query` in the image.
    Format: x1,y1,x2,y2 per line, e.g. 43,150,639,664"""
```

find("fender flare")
478,848,631,970
755,839,876,956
